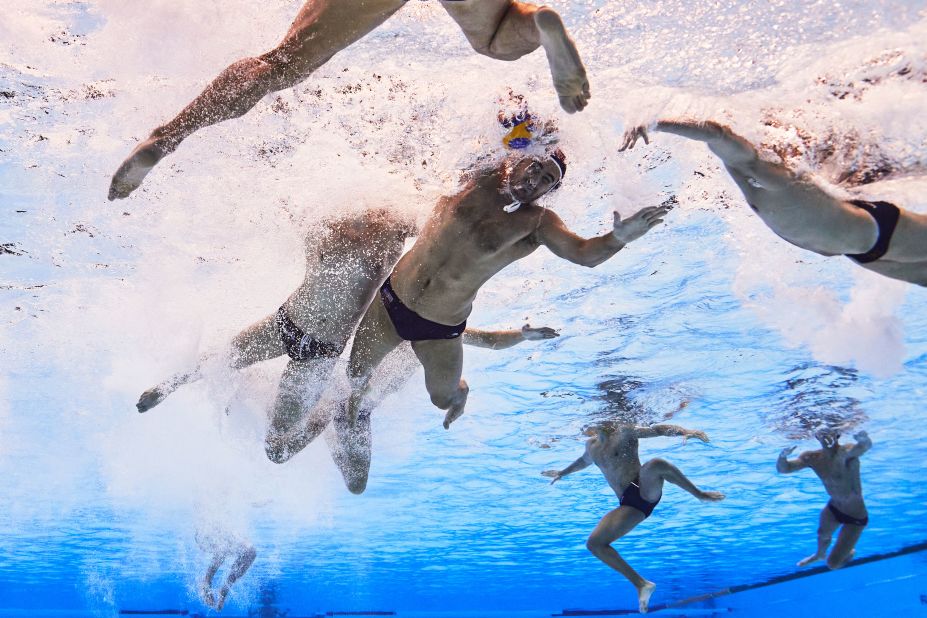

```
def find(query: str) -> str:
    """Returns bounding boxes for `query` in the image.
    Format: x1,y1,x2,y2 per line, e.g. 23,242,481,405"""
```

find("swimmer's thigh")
349,298,404,381
270,357,338,434
587,506,647,545
264,0,407,74
440,0,540,60
410,337,464,405
230,313,285,368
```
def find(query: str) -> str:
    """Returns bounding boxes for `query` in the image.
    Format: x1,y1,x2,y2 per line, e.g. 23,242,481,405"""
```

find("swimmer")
542,423,724,614
108,0,590,200
777,429,871,570
136,207,558,482
196,530,257,612
342,149,671,434
620,120,927,286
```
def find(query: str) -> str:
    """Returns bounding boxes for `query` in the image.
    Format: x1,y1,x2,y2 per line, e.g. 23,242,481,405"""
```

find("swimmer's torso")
587,429,643,497
391,176,543,325
805,447,866,516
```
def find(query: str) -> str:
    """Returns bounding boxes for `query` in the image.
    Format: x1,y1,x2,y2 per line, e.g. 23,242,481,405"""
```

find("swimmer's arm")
846,431,872,458
535,209,624,267
654,119,796,185
542,447,593,484
462,324,559,349
536,206,669,267
635,424,709,443
776,447,810,473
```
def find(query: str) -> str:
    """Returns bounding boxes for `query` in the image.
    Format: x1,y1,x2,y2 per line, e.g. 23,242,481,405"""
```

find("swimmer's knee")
585,536,606,555
346,476,368,495
644,457,671,473
429,382,467,410
264,441,291,465
429,392,455,410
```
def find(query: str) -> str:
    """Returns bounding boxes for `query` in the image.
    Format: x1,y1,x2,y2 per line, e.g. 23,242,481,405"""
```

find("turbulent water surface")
2,0,927,615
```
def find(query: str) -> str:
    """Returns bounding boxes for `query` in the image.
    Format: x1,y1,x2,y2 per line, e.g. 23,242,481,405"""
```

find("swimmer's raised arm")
846,431,872,459
620,119,795,186
634,424,709,443
776,446,810,474
462,323,559,349
542,444,593,484
535,206,670,268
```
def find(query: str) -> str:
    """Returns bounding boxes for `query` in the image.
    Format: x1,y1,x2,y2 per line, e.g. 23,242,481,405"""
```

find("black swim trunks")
827,500,868,527
845,199,900,264
275,306,342,362
379,277,467,342
619,476,661,518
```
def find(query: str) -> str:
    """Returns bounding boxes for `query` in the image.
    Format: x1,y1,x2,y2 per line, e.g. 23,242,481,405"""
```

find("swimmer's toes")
559,95,579,114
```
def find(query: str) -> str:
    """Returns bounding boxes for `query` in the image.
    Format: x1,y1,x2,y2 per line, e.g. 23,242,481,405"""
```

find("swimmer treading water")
113,2,924,612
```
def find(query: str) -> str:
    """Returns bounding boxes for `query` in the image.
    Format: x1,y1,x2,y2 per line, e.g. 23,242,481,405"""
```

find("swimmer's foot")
534,7,590,114
136,385,167,413
200,580,218,609
216,584,230,611
108,134,173,200
443,407,464,430
829,549,855,570
797,552,825,567
637,580,656,613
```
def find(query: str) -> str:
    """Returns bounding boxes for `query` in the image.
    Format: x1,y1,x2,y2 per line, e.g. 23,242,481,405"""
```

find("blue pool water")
2,0,927,616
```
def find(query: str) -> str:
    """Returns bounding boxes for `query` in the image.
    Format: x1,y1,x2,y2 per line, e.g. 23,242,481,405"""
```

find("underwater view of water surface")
3,0,927,616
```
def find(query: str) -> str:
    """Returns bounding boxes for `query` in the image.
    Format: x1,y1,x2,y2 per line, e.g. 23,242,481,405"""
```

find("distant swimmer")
777,429,872,570
136,208,557,486
620,120,927,286
342,148,671,433
196,530,257,612
108,0,590,200
542,423,724,614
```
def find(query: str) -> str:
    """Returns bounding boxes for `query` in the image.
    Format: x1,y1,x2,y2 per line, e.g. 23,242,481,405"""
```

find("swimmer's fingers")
780,445,797,457
523,324,560,340
618,126,649,152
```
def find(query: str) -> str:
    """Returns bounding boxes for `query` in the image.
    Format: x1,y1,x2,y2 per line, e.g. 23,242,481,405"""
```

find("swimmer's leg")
215,544,257,611
585,506,655,613
137,313,284,413
439,1,589,113
330,403,373,494
798,505,839,567
330,345,419,493
410,337,468,429
200,552,225,609
109,0,406,199
640,458,725,503
346,299,404,426
264,356,338,464
826,522,864,570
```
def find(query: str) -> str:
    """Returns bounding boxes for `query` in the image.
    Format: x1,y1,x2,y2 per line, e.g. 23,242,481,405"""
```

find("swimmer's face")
508,156,562,203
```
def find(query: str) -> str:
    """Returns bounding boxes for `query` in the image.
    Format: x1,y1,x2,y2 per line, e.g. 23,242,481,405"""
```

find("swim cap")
501,111,535,150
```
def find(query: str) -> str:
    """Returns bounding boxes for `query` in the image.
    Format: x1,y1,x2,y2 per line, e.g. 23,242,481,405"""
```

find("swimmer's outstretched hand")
612,203,672,245
779,445,797,458
522,324,560,340
682,430,709,444
541,469,563,484
619,126,650,151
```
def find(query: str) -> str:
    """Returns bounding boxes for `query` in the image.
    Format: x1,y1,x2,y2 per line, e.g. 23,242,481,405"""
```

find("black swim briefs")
827,500,868,527
619,476,661,518
845,199,900,264
380,277,467,342
275,306,342,362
